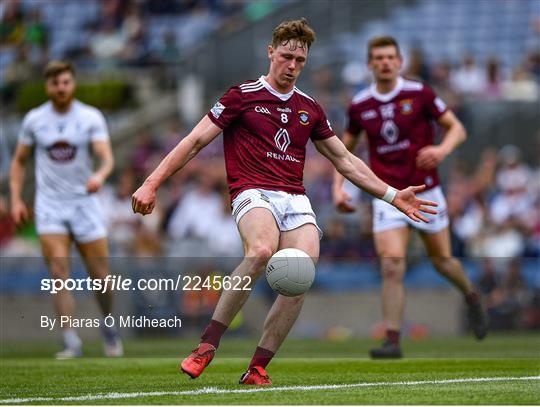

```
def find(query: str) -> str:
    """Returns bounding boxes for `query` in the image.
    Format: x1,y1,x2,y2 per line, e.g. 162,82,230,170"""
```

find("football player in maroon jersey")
132,21,437,384
333,36,488,359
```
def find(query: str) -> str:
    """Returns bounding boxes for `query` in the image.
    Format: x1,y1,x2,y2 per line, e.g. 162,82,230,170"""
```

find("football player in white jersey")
10,61,122,359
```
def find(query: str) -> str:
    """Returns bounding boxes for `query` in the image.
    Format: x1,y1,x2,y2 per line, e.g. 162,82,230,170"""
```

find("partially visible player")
132,20,437,384
10,61,123,358
333,37,488,358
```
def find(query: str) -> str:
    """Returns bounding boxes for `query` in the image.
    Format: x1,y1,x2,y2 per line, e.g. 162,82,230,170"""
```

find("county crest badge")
298,110,310,125
400,99,413,115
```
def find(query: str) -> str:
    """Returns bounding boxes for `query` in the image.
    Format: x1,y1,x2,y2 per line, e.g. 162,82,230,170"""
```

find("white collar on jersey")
259,75,295,101
369,76,404,103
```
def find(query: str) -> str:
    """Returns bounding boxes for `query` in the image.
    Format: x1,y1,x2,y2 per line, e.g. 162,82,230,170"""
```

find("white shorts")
231,189,322,238
35,195,107,243
372,186,449,234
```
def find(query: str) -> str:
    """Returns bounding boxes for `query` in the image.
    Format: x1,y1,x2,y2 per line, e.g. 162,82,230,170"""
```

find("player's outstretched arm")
315,136,438,223
9,143,32,226
332,131,361,213
416,110,466,170
132,115,222,215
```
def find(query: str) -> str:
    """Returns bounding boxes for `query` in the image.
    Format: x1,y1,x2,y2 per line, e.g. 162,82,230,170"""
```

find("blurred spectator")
502,66,539,101
161,119,186,154
490,145,534,226
119,3,149,64
99,0,127,29
320,218,354,258
24,8,47,50
1,46,36,104
0,196,15,247
156,30,181,65
309,65,344,138
100,169,142,255
451,55,486,96
448,150,497,256
206,183,243,257
525,51,540,83
481,57,503,100
130,129,162,178
404,46,430,82
481,258,529,330
0,0,24,46
166,172,222,243
89,20,127,63
341,61,370,96
180,265,222,333
243,1,276,22
431,61,462,113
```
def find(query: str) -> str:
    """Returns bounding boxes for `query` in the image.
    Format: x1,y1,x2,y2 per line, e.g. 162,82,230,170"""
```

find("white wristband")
382,186,398,204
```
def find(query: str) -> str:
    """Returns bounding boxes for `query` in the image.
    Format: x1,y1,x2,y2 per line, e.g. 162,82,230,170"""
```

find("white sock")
63,328,82,349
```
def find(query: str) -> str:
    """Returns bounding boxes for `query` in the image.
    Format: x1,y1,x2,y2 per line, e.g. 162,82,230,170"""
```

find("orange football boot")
180,343,216,378
239,366,272,385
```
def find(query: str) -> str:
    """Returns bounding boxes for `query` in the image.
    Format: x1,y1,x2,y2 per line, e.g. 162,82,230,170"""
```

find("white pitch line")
1,375,539,404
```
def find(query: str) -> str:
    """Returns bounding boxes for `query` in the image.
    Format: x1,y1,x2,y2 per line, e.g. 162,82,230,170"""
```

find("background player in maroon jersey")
333,36,488,359
132,21,437,384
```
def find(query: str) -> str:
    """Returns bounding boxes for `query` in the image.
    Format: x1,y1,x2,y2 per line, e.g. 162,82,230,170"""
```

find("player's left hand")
393,185,438,223
86,174,104,193
416,145,447,170
333,188,356,213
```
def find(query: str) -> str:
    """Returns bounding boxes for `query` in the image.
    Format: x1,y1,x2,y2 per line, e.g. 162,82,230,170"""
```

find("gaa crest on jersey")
400,99,413,115
298,110,309,125
47,140,77,162
210,102,225,119
255,106,271,115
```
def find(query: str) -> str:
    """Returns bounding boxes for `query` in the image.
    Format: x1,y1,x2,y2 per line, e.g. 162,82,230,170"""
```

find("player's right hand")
333,188,356,213
11,200,29,227
131,184,156,215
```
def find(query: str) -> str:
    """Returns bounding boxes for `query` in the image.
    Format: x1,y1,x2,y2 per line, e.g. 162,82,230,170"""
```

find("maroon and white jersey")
347,77,448,191
207,75,334,200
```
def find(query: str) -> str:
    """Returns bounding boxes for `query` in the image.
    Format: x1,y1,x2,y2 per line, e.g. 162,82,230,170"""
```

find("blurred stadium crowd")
1,0,539,332
0,0,281,100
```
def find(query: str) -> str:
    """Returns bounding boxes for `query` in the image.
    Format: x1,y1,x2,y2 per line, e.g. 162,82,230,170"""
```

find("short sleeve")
310,103,335,141
18,113,35,146
346,103,364,136
423,84,448,119
89,110,109,141
206,86,243,130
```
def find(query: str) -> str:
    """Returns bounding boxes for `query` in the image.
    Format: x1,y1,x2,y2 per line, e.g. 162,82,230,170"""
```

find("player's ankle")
248,346,274,369
63,328,82,349
465,291,480,306
386,329,401,345
200,319,228,348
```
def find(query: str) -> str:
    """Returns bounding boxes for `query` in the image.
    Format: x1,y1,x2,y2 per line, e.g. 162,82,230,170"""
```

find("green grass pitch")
1,334,539,404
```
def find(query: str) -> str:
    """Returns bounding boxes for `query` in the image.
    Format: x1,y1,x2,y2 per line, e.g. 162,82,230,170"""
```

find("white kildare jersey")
18,100,109,201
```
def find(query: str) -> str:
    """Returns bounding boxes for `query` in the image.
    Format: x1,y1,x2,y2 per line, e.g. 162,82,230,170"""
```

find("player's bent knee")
432,256,460,275
245,245,275,264
380,257,406,281
49,265,70,281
